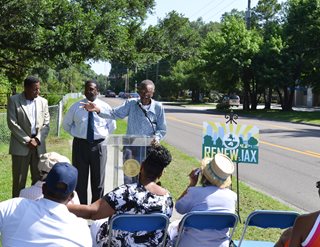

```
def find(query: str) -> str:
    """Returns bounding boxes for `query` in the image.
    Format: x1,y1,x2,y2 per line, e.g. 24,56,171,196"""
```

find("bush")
0,114,10,144
216,102,230,110
46,94,63,106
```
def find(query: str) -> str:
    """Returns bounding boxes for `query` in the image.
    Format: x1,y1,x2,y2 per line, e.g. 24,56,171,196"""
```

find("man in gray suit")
7,76,50,197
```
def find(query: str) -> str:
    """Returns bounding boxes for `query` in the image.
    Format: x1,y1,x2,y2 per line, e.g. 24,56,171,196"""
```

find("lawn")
0,110,309,244
234,108,320,126
173,102,320,126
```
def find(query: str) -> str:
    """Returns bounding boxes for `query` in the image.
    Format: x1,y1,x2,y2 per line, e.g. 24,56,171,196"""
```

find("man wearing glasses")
81,79,167,183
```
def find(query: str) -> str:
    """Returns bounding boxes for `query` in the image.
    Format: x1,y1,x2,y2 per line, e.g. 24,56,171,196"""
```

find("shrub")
216,102,230,110
46,94,63,106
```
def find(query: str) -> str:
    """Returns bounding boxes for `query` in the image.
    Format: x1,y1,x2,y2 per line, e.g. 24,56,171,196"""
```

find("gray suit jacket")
7,93,50,156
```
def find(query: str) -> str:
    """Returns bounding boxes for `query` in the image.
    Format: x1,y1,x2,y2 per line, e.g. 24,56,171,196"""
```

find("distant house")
293,87,320,107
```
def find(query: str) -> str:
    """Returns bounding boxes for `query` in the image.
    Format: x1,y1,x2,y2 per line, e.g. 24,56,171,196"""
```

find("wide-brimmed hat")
38,152,70,174
201,153,235,188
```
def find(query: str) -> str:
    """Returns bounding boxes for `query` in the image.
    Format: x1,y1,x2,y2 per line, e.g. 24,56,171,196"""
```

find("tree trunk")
264,87,272,109
282,86,293,111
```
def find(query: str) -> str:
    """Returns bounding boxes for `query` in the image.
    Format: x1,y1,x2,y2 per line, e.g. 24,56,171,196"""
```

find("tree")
251,0,283,109
0,0,155,93
201,16,262,110
281,0,320,110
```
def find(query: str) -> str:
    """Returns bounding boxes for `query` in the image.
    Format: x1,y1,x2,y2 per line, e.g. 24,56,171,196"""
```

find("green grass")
0,119,299,243
233,108,320,126
166,102,320,126
114,119,297,241
159,143,294,242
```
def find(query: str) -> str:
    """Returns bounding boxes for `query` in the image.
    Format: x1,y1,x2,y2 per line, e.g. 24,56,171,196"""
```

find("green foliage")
201,15,262,109
46,94,62,106
0,113,10,144
0,0,155,91
216,102,230,110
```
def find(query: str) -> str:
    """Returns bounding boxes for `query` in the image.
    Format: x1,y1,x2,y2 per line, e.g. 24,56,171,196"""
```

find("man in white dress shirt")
63,80,116,204
0,162,92,247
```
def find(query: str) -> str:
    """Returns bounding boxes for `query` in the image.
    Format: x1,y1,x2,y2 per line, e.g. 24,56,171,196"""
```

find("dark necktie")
87,111,94,142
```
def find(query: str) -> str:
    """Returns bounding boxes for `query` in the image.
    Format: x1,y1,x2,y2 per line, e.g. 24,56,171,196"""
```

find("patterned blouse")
96,183,173,247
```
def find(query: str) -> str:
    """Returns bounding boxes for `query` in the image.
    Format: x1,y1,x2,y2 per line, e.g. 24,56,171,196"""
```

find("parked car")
105,90,116,97
118,92,125,98
121,93,130,99
221,95,240,107
129,92,140,99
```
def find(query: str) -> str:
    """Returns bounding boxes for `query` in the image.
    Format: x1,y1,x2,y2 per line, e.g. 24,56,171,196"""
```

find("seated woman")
168,153,236,247
67,144,173,247
275,181,320,247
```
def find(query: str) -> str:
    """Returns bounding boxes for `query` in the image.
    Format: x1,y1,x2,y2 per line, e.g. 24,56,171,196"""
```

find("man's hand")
27,138,38,148
188,168,200,187
79,101,100,113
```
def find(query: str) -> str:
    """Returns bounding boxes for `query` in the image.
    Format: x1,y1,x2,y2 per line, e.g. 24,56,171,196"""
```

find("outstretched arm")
67,198,115,220
80,101,101,113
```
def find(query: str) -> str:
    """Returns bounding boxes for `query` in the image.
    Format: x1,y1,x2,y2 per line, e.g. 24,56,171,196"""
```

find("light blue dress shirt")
99,98,166,141
63,98,116,140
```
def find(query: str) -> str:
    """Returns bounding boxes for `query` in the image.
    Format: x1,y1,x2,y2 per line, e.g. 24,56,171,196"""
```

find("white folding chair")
174,211,239,247
107,213,170,247
235,210,300,247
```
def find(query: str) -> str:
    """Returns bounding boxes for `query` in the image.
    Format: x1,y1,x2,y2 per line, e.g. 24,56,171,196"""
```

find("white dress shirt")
0,198,91,247
26,99,36,135
62,97,116,140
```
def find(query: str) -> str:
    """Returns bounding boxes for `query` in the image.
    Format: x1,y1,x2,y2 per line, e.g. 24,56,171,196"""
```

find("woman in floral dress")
68,144,173,247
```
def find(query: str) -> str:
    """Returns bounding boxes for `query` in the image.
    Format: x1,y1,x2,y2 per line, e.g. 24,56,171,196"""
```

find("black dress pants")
72,137,107,204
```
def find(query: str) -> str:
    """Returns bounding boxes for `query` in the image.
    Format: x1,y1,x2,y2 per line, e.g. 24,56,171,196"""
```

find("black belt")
75,137,105,144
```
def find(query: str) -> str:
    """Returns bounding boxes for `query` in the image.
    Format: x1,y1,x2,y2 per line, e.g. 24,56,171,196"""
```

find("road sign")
202,122,259,164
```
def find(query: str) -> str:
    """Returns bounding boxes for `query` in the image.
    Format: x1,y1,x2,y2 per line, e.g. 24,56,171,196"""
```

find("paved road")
102,96,320,213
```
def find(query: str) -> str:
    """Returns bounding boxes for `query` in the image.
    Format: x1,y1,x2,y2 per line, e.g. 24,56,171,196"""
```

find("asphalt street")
102,96,320,213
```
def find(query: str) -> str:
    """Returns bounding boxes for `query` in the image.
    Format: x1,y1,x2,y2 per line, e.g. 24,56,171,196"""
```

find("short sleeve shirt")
96,183,173,247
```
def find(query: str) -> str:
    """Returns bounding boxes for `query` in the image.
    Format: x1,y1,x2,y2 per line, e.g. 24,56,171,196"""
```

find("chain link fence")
0,93,82,145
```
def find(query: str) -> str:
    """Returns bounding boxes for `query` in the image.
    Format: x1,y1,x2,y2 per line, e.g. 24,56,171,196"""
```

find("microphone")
137,101,156,135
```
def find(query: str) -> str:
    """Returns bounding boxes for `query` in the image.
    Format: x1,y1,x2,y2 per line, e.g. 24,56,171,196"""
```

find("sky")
90,0,261,76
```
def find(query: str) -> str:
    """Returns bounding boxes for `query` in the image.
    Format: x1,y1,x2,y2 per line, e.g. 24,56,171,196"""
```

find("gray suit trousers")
12,148,40,197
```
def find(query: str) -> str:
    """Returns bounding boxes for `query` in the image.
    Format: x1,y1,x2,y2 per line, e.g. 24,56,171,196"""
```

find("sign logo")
202,122,259,164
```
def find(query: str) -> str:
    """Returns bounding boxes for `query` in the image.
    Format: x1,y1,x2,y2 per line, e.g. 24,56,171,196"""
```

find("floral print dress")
95,182,173,247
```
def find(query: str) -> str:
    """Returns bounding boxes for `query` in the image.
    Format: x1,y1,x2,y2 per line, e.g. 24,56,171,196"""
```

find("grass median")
0,119,298,244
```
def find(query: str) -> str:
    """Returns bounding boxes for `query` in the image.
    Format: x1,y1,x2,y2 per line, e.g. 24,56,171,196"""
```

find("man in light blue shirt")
81,79,167,183
63,80,116,204
82,79,166,142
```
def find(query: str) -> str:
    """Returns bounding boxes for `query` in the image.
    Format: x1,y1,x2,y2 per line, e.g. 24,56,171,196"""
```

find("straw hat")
38,152,71,174
201,153,235,188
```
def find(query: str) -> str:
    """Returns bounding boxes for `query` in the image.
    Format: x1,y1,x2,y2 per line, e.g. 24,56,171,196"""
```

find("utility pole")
246,0,251,30
243,0,251,111
125,68,129,93
155,61,159,84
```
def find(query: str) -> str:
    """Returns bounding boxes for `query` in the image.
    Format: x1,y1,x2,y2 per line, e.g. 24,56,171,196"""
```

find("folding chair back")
236,210,300,247
108,213,169,247
175,211,238,247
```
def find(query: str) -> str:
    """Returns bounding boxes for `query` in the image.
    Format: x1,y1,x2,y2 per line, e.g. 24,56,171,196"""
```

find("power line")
206,0,239,22
200,0,226,20
189,0,218,19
